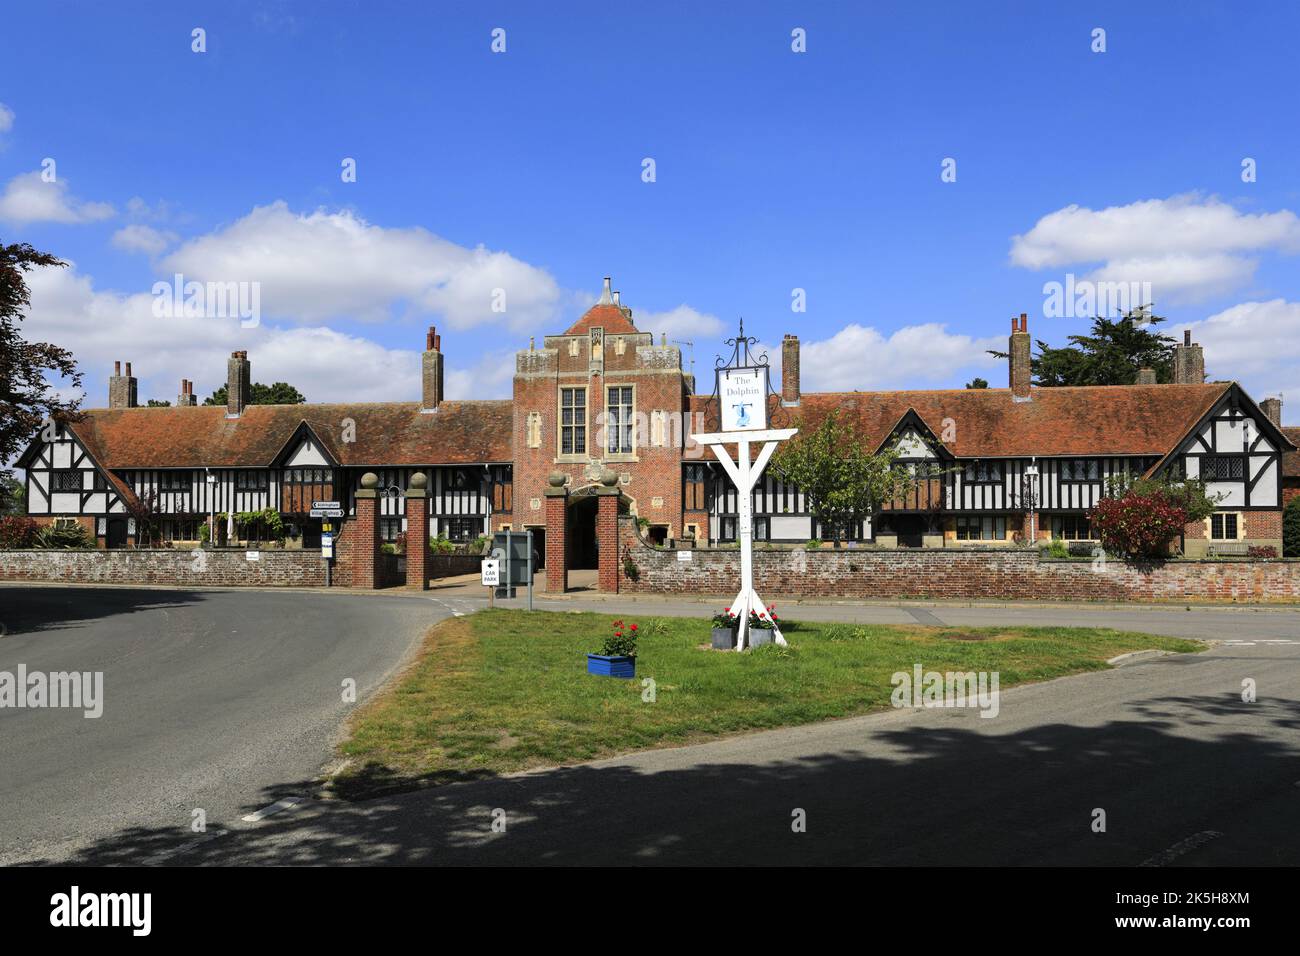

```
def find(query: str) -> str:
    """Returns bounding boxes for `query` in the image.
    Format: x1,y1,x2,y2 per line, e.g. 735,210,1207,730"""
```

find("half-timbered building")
16,279,1295,570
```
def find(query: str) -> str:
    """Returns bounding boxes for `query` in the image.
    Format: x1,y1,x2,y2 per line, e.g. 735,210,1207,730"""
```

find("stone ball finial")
547,471,567,488
361,472,380,489
599,468,619,487
408,472,428,490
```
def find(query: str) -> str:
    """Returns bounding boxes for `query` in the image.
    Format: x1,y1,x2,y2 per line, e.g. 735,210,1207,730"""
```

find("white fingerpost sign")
700,322,797,650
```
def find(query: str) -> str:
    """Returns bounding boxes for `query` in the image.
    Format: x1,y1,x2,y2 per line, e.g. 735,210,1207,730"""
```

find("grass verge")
331,609,1203,798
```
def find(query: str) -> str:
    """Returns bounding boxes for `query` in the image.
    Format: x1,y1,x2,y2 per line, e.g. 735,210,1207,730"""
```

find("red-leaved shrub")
1088,491,1187,558
0,515,40,549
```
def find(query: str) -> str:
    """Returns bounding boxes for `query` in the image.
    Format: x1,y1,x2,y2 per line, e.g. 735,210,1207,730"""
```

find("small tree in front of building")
1283,497,1300,558
770,410,918,548
1088,473,1220,559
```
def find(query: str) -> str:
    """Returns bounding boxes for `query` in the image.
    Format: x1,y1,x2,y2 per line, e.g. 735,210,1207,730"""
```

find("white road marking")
241,796,306,823
1139,830,1223,867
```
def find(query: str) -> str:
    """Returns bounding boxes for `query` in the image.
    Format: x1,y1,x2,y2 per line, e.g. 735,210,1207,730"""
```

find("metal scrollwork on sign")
708,318,785,430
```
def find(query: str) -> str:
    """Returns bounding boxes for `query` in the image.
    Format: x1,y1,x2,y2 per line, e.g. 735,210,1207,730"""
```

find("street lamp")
1024,461,1040,542
205,470,216,547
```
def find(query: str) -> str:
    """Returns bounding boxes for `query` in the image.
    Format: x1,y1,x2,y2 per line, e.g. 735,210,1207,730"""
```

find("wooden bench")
1206,541,1249,558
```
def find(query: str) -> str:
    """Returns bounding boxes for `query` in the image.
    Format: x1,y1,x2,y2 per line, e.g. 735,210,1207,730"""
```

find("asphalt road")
3,584,1299,865
0,586,438,865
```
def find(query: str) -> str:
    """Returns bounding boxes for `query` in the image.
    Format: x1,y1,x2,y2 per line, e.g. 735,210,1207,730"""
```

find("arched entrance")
567,494,599,569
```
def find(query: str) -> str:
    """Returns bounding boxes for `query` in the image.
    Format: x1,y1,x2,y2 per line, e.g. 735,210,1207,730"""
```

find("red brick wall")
405,494,429,589
597,491,620,592
617,516,1300,603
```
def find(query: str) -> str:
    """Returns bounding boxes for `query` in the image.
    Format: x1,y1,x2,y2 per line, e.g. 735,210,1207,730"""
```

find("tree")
770,410,918,547
1,243,81,511
203,381,306,406
0,473,25,515
989,306,1177,386
146,399,171,407
965,377,988,389
1088,472,1222,558
1284,498,1300,558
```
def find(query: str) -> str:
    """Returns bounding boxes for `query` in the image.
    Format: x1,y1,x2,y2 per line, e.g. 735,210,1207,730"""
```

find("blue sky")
3,1,1299,412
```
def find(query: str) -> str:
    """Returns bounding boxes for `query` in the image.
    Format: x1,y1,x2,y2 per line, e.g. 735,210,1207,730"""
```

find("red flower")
630,624,638,631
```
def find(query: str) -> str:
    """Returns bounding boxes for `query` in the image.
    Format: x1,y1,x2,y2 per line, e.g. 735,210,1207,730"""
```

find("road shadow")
21,693,1300,867
0,586,207,638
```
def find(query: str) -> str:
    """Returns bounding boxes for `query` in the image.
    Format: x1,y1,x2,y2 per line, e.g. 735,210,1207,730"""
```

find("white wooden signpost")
699,323,798,650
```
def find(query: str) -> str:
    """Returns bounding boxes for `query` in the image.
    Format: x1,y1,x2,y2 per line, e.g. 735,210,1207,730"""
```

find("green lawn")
332,609,1203,797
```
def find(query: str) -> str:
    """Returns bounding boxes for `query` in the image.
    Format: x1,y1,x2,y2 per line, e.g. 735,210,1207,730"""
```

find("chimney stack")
1173,329,1205,384
1136,367,1157,385
177,379,197,406
781,334,801,406
108,360,138,408
1260,396,1282,427
1009,313,1031,401
421,325,444,413
226,351,251,418
598,276,613,305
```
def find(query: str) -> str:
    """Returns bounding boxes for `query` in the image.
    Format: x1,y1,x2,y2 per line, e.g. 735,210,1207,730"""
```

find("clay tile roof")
1282,427,1300,478
690,383,1233,458
68,401,514,469
565,303,637,335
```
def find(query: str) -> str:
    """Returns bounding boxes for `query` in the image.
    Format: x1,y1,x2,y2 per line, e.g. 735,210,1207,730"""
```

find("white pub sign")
718,367,768,432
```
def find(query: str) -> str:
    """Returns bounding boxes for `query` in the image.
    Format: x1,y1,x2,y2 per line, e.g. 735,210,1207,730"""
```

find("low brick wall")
429,553,482,578
0,548,327,588
617,517,1300,603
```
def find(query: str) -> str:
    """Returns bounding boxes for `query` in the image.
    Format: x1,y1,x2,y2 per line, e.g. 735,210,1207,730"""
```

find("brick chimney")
226,351,251,418
1009,314,1031,401
1173,330,1205,384
108,360,138,408
1136,367,1157,385
177,379,197,406
781,334,800,406
1260,396,1282,427
421,325,444,413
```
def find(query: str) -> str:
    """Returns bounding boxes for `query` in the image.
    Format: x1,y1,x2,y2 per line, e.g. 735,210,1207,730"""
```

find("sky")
3,0,1299,418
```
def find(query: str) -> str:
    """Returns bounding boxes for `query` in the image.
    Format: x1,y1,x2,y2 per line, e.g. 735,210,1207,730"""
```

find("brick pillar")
544,478,568,593
352,472,381,589
596,487,621,593
405,472,429,590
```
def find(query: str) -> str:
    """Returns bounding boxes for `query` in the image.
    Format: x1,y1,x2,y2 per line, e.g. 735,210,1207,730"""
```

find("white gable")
286,435,329,466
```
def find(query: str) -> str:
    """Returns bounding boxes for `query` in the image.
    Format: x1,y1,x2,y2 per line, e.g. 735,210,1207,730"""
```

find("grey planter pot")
711,627,736,650
748,629,774,648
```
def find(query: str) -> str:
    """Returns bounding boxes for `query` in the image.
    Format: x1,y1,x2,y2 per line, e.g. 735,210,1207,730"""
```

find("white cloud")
111,224,178,256
801,323,1004,392
0,102,14,133
1010,194,1300,304
1179,299,1300,409
444,348,517,401
159,201,563,331
24,263,421,406
634,304,725,343
0,170,115,225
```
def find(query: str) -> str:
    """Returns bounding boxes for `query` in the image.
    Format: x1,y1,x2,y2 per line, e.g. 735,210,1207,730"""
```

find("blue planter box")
587,653,636,679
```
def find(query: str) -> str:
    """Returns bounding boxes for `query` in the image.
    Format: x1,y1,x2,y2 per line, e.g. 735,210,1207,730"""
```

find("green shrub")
1285,498,1300,558
429,534,456,554
622,553,640,582
35,522,95,549
1043,538,1069,559
805,539,822,550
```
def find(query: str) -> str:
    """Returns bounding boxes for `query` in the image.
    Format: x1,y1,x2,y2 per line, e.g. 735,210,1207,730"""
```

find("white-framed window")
1050,515,1092,540
956,515,1007,540
559,387,587,456
606,385,634,454
1210,512,1241,540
